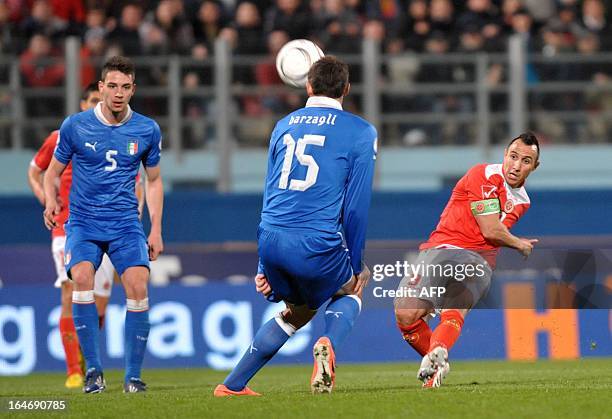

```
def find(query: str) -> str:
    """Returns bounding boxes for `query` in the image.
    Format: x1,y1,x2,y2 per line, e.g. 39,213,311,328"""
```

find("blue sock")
72,291,102,371
324,295,361,349
124,299,150,383
223,315,294,391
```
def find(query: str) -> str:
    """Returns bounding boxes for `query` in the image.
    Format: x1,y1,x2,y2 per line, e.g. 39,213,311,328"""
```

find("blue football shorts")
64,218,149,277
257,226,354,309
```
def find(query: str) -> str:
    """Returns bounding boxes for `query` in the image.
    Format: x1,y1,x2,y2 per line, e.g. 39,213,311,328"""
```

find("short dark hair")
508,132,540,158
101,56,135,82
81,82,99,101
307,56,349,99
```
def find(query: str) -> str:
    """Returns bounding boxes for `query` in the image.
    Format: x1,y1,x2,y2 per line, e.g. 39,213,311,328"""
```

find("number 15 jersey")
54,102,161,222
260,96,377,274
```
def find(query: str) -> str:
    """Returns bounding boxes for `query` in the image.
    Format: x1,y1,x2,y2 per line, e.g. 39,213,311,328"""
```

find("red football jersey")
31,131,72,238
421,163,530,267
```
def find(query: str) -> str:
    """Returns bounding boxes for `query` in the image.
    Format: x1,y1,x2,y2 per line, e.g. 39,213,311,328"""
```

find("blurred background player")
394,132,540,388
42,56,164,394
214,56,377,397
27,83,106,388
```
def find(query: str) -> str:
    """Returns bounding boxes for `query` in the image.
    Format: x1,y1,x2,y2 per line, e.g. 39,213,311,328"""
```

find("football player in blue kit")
215,56,377,397
43,56,164,394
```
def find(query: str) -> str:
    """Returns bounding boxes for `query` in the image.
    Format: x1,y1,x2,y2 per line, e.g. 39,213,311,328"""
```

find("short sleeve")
143,121,161,167
465,165,501,216
54,117,75,165
32,132,59,170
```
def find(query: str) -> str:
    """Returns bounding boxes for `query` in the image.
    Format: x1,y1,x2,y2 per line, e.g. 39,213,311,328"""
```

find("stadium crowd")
1,0,611,146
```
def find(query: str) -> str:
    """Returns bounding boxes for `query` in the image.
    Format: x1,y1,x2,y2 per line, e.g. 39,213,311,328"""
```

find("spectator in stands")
0,1,19,53
80,27,106,86
580,0,610,48
546,4,582,42
188,42,212,84
2,0,28,23
192,0,227,52
21,0,65,41
83,7,108,39
456,0,502,50
414,32,455,144
507,8,538,52
19,32,64,87
255,30,301,114
230,1,266,56
315,0,362,54
48,0,85,35
264,0,312,40
106,3,144,56
224,1,267,115
394,0,430,52
141,0,193,55
501,0,521,31
19,32,64,140
182,70,209,148
540,20,575,58
429,0,454,39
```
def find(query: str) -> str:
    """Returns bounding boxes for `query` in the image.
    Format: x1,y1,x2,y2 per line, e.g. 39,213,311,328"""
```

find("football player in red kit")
394,132,540,388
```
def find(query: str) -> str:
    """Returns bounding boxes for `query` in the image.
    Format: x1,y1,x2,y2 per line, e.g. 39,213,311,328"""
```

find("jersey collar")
305,96,343,110
94,102,133,126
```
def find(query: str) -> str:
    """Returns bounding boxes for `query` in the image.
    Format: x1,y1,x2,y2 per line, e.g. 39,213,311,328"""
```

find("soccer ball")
276,39,325,88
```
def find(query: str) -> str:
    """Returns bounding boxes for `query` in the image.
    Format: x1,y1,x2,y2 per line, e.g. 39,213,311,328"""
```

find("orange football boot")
213,384,261,397
311,336,336,394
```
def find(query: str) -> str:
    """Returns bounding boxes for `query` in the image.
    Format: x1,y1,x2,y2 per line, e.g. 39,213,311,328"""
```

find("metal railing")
1,35,612,186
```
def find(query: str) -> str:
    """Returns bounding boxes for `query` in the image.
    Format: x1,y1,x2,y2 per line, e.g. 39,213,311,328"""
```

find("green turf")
1,359,611,418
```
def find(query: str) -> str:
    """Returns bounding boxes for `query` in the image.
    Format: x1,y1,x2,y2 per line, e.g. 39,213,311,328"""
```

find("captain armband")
470,199,500,216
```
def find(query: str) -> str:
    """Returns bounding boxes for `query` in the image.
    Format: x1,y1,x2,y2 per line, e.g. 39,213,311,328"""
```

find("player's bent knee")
122,267,149,300
70,262,95,290
281,307,316,330
395,308,426,327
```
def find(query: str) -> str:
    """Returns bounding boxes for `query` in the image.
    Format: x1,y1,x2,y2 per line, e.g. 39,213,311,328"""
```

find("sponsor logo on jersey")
504,199,515,213
481,184,497,199
64,251,71,265
128,140,138,155
85,141,98,152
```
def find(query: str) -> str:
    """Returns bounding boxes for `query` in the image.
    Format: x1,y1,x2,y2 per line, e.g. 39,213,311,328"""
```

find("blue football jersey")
54,103,161,222
260,96,377,274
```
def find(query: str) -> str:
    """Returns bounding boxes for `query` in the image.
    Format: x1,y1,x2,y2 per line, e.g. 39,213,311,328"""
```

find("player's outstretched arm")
42,157,66,230
475,213,538,257
28,164,45,206
144,165,164,260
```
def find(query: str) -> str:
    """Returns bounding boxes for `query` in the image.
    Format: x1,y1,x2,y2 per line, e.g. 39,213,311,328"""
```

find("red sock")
429,310,464,352
397,319,432,356
59,317,82,376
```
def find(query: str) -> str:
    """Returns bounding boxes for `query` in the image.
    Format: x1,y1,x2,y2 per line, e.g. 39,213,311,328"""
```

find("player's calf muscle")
60,283,73,316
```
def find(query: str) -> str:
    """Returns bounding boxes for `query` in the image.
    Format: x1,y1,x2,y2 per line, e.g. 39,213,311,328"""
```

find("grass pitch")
1,359,611,418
